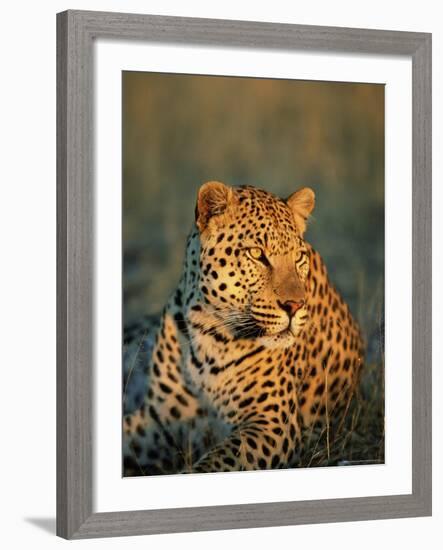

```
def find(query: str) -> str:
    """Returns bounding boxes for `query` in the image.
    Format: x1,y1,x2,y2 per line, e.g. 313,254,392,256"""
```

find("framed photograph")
57,10,432,539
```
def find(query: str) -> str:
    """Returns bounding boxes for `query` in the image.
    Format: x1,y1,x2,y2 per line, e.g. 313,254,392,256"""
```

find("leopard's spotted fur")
123,182,364,475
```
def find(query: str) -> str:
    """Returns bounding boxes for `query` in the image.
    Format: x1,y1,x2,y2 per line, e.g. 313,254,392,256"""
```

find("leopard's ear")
195,181,234,232
286,187,315,235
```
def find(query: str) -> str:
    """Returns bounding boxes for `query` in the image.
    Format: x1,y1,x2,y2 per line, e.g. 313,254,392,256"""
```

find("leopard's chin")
256,328,297,350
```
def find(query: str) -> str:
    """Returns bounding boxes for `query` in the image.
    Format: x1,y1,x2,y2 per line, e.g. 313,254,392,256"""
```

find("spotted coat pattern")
123,183,364,475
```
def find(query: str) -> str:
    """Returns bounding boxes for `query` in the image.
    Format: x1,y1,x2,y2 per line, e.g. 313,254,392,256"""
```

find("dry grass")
301,361,385,468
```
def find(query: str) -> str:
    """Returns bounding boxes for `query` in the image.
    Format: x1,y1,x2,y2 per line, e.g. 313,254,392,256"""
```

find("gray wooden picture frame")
56,9,432,539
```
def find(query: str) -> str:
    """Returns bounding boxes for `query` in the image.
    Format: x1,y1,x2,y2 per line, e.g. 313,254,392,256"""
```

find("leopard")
123,181,364,476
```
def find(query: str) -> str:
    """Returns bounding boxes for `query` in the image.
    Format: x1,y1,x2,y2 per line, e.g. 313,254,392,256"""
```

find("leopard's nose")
278,300,305,318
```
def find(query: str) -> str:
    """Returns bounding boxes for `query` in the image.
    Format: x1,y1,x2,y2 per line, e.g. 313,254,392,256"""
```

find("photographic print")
122,72,385,477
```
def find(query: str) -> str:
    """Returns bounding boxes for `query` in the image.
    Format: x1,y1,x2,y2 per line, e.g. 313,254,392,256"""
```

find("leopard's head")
194,181,315,347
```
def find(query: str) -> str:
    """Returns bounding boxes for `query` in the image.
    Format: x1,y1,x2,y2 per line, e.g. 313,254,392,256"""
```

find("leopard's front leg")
190,405,302,473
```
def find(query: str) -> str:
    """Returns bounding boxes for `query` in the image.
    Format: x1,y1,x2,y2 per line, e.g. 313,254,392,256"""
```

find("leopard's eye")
249,247,263,260
247,247,269,266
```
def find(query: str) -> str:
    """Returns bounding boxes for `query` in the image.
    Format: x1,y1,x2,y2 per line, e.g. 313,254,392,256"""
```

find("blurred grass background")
123,72,385,465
